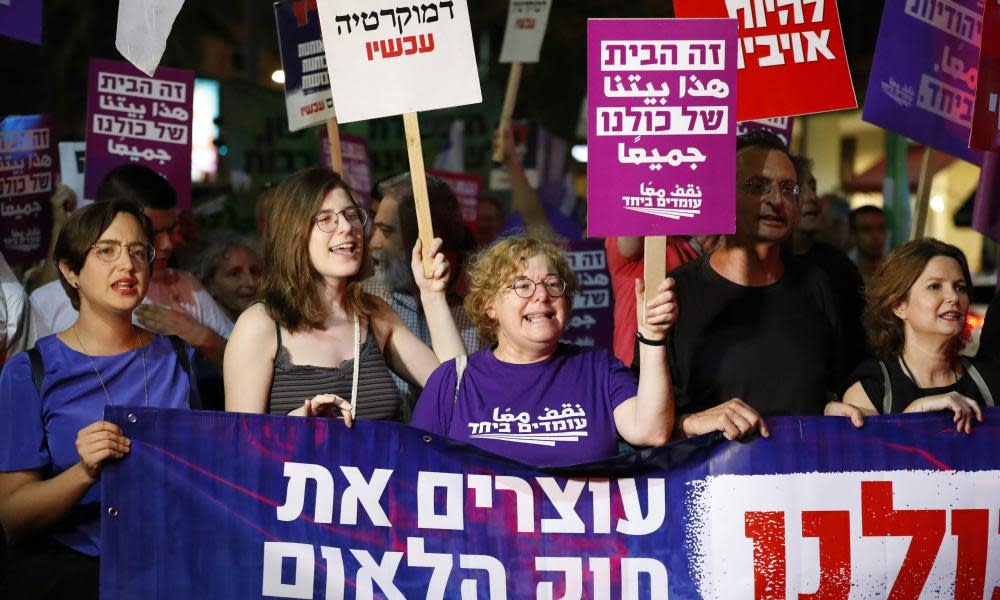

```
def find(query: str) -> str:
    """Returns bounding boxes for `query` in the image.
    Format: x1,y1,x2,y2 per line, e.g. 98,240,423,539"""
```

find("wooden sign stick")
402,111,435,276
642,236,667,328
325,118,344,174
492,62,524,162
912,146,935,240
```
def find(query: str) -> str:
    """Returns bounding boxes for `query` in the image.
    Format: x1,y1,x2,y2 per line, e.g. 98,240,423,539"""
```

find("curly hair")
464,235,578,343
258,167,378,331
864,238,972,360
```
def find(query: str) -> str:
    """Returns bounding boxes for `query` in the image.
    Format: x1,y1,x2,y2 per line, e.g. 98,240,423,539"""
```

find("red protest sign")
673,0,857,121
970,1,1000,151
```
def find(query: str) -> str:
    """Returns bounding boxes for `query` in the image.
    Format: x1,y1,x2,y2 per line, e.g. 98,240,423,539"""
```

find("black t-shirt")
845,356,998,414
665,255,842,417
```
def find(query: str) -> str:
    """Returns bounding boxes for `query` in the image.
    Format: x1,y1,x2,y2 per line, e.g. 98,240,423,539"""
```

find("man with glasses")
29,165,232,372
653,131,846,440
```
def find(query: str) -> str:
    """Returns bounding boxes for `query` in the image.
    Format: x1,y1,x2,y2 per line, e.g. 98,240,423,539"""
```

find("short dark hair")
55,199,154,310
736,130,793,162
791,155,817,190
849,205,886,230
95,164,176,210
378,172,475,266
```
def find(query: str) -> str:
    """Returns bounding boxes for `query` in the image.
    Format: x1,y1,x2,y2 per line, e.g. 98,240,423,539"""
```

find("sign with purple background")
0,114,55,264
587,19,737,238
862,0,983,165
737,116,795,146
85,58,194,210
561,239,613,351
0,0,42,45
320,129,373,210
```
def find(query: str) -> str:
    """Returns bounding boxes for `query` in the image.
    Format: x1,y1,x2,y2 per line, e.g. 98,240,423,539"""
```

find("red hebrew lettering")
861,481,945,600
292,0,318,27
952,509,989,599
799,511,850,600
516,18,536,29
745,511,786,600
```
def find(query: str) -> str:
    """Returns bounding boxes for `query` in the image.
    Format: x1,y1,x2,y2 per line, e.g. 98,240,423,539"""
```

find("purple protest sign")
737,117,795,147
561,238,614,351
320,129,372,210
587,19,737,237
85,59,194,210
0,114,55,264
0,0,42,45
862,0,983,164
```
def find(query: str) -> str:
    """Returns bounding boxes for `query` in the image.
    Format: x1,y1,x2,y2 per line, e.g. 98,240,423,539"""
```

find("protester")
1,252,48,366
367,172,484,412
410,235,676,467
190,232,262,322
0,200,198,599
827,239,994,431
224,167,466,420
850,205,888,284
977,289,1000,364
21,184,77,294
475,194,506,248
29,165,233,370
819,193,852,253
653,131,848,441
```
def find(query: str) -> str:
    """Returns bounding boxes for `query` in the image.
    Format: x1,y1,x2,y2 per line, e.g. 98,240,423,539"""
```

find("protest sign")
320,129,373,210
0,115,54,263
737,116,795,146
426,168,481,229
970,0,1000,152
0,0,42,45
499,0,553,64
58,142,88,206
101,407,1000,598
561,238,613,350
673,0,856,121
586,19,737,238
84,59,195,210
315,0,482,124
274,0,337,132
863,0,983,165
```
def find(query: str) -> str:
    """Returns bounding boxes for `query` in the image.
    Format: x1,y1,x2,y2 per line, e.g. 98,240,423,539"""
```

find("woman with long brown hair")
224,167,465,421
827,239,994,432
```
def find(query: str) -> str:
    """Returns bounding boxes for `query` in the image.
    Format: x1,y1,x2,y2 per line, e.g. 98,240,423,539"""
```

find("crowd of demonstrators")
0,200,199,598
850,204,888,284
411,236,676,467
224,167,466,421
1,252,47,366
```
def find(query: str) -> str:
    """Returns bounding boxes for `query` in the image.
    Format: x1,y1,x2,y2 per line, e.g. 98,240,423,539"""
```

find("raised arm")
495,126,555,240
223,303,277,413
412,238,466,362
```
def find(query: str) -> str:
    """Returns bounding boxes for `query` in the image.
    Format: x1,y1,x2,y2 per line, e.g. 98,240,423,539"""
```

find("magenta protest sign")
587,19,737,237
0,114,55,263
561,238,614,351
84,59,194,210
320,130,373,210
737,116,795,146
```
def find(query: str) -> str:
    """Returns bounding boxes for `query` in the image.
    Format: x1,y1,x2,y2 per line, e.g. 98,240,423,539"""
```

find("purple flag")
973,151,1000,243
737,117,795,147
0,114,55,264
586,19,737,237
0,0,42,45
84,59,194,210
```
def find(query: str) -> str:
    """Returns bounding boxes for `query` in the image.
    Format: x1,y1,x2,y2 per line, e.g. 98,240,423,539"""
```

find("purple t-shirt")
0,333,196,556
411,344,638,467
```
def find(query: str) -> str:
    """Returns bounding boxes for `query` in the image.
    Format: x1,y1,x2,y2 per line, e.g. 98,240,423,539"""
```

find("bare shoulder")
231,304,278,353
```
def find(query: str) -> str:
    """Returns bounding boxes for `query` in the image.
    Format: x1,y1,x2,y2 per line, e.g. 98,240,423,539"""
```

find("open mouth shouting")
523,310,556,324
111,277,139,295
329,241,359,258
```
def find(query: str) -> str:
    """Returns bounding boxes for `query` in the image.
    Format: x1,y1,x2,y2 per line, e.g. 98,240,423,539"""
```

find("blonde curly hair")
464,236,578,343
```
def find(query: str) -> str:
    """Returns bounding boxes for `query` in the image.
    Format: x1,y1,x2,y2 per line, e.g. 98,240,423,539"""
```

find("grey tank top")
268,321,403,420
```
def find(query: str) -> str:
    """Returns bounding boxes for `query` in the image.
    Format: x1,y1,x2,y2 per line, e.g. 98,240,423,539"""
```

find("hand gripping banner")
100,407,1000,599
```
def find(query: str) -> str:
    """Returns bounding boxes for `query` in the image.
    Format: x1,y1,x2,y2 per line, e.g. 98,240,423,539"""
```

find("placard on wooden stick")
642,237,667,328
325,119,344,174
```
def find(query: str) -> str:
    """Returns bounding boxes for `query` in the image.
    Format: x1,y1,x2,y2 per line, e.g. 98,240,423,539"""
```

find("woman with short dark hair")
0,200,198,599
826,239,994,431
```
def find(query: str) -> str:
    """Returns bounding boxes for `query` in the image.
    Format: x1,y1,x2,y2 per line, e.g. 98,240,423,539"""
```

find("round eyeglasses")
508,276,568,298
312,207,368,232
90,241,156,264
742,176,800,201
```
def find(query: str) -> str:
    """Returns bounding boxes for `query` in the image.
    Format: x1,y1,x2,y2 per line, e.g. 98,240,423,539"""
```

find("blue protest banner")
101,407,1000,598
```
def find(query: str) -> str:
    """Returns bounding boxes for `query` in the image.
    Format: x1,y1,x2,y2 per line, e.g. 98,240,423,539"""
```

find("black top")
977,290,1000,364
845,356,998,414
663,255,843,417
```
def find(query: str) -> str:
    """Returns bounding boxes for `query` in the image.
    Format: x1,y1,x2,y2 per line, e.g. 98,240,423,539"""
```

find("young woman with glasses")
410,236,677,467
0,200,198,599
224,167,465,421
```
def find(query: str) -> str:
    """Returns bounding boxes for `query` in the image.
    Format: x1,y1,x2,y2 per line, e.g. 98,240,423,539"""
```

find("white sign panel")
58,142,89,206
316,0,482,123
499,0,553,64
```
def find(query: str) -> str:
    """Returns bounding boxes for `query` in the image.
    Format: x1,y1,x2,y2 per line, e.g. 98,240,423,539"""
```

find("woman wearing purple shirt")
411,236,676,467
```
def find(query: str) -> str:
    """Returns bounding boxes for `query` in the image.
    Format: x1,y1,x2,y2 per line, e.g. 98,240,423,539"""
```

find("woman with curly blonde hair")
410,235,677,467
826,238,994,432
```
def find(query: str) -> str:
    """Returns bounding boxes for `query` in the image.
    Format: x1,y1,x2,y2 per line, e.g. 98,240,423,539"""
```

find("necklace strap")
350,314,360,419
72,325,149,408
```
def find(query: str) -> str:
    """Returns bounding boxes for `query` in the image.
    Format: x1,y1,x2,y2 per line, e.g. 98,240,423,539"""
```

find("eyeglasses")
508,276,568,298
90,241,156,264
312,207,368,232
742,176,800,201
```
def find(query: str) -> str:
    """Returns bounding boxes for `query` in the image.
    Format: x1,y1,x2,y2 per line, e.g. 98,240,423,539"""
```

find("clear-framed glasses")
508,276,568,298
90,241,156,264
742,176,800,201
312,207,368,232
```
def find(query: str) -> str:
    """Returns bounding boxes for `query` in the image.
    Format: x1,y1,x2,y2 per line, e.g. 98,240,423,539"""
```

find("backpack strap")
166,335,201,410
960,357,995,407
879,360,892,415
28,346,44,396
453,354,467,402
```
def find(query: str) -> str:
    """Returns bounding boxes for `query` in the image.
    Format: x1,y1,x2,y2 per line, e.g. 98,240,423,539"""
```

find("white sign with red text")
499,0,553,64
